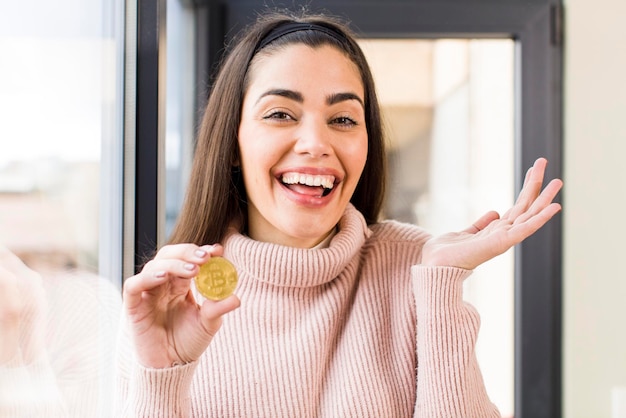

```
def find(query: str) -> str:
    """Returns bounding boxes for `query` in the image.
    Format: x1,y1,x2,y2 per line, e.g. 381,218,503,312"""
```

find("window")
359,37,516,415
165,0,197,238
0,1,125,415
0,1,124,280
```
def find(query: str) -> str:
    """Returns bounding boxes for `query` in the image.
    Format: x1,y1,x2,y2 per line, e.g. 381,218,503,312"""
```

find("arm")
114,243,239,417
412,266,499,418
113,312,199,418
412,158,562,417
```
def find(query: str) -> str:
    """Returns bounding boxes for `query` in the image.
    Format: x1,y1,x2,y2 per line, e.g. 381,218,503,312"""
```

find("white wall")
563,0,626,417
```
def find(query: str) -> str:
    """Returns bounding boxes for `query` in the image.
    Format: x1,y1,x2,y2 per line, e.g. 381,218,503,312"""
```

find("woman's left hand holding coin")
122,244,240,368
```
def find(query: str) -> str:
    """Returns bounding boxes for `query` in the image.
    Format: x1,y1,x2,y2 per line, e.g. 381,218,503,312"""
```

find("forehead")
246,43,364,98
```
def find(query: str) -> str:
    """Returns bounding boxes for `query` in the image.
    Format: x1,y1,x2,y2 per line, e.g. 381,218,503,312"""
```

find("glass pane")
0,1,124,416
165,0,196,239
358,38,515,417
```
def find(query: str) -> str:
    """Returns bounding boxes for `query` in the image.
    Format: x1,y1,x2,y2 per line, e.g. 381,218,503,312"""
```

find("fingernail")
155,271,166,278
184,263,195,271
195,249,207,257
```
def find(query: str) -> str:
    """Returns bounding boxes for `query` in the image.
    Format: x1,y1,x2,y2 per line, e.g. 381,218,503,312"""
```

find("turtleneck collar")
222,204,371,288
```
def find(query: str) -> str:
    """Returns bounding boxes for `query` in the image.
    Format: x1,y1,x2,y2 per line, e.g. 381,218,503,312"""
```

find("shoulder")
368,218,432,246
340,205,431,263
360,219,432,267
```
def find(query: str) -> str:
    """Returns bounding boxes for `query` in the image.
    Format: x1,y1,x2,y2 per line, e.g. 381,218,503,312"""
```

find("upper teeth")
281,173,335,189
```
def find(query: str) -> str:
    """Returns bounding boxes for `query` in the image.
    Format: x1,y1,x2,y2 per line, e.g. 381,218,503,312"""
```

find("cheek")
238,128,263,170
237,137,258,192
343,136,368,176
238,136,280,189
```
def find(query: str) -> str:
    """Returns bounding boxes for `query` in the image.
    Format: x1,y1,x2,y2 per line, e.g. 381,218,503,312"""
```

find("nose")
292,118,333,158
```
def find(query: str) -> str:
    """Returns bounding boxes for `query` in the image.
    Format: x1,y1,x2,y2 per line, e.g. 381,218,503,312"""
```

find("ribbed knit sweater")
115,204,501,417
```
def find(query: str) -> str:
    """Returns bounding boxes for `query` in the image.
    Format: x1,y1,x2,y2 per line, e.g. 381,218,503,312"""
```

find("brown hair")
168,10,386,246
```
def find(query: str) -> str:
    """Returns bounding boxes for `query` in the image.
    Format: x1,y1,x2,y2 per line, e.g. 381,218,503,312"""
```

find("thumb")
463,210,500,234
199,295,241,336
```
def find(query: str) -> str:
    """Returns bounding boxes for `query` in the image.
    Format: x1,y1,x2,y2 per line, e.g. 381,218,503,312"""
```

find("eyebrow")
257,89,365,108
327,92,364,108
258,89,304,104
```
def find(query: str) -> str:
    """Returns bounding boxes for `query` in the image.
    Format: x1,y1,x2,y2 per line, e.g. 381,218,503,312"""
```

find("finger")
508,201,562,243
123,259,199,308
517,158,547,204
198,295,241,336
463,210,500,234
513,178,563,226
146,257,204,279
505,158,548,220
122,271,170,309
154,243,223,263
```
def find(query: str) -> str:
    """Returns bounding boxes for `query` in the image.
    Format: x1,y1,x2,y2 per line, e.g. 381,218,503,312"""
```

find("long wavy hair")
168,10,387,246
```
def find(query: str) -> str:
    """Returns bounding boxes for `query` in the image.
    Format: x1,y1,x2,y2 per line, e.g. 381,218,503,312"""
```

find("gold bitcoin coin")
194,257,238,301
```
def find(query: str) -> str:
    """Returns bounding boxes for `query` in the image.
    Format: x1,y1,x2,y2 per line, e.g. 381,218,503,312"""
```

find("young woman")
116,11,563,417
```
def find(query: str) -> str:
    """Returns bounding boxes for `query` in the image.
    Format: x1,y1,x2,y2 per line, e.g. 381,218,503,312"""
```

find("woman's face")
238,43,368,248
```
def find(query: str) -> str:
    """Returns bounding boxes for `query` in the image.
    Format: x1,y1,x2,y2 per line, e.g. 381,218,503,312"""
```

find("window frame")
128,0,167,277
131,1,564,416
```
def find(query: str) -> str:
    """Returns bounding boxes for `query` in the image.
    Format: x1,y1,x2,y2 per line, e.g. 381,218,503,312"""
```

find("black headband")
254,22,348,54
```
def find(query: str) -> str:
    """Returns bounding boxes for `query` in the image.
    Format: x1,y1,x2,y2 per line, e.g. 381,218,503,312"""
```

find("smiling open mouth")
281,172,335,198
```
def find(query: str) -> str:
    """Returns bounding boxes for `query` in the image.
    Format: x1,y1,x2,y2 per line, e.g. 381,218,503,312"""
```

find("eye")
331,116,358,128
262,110,296,122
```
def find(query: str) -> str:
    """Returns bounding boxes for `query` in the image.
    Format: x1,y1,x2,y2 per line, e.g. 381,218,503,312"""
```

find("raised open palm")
421,158,562,270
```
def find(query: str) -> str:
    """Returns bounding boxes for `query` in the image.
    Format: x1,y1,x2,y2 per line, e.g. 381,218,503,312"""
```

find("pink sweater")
115,204,501,417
